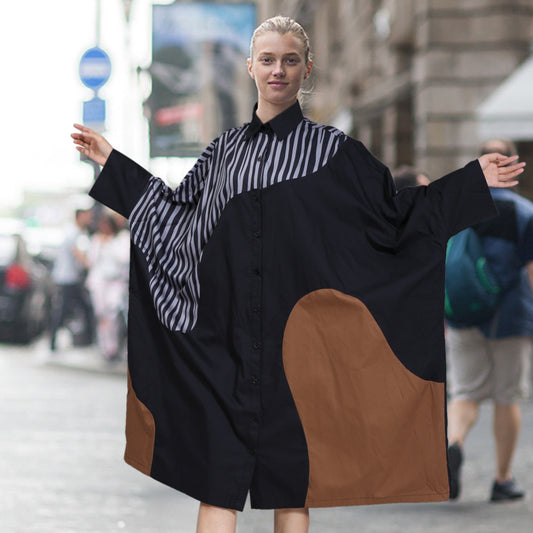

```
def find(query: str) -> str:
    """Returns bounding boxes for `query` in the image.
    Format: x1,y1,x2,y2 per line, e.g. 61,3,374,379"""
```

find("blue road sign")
79,47,111,90
83,96,106,125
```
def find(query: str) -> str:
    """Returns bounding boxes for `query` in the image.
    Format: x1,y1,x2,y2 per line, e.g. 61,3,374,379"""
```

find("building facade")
256,0,533,192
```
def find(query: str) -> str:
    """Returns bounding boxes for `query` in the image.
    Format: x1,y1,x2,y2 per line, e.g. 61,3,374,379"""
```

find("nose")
273,60,285,77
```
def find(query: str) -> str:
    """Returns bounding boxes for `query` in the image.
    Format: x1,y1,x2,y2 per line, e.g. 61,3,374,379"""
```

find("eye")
259,57,273,64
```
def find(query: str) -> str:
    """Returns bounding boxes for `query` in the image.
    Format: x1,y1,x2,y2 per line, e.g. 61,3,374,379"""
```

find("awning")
477,55,533,141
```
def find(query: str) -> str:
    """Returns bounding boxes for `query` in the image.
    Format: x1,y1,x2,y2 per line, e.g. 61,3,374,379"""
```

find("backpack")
444,227,502,325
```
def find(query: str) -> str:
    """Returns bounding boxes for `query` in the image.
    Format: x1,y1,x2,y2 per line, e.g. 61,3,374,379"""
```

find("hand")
478,153,525,188
71,124,113,166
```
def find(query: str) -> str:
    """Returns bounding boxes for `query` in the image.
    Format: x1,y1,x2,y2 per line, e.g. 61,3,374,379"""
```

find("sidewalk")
5,338,533,532
33,335,127,376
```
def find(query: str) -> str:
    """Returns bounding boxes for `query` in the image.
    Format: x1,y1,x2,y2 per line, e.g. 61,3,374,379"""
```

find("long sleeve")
426,160,499,242
125,138,218,331
349,140,498,249
89,149,151,219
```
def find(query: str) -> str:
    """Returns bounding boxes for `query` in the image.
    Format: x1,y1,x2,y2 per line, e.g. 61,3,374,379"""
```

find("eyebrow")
257,52,302,58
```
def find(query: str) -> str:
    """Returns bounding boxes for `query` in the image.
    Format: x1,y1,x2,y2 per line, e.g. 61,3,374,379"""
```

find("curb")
45,352,127,376
34,339,127,376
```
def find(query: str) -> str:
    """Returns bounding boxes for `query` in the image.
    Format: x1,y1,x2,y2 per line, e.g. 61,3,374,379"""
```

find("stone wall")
413,0,533,178
255,0,533,182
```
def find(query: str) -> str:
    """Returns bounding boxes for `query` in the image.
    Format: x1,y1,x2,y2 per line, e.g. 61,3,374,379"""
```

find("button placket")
250,187,262,383
247,138,268,454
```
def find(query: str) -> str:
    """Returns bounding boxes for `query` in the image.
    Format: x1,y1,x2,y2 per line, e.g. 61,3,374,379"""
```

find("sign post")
79,46,111,133
79,46,111,175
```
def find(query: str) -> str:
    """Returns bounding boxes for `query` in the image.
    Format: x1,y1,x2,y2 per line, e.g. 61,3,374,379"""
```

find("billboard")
148,2,257,157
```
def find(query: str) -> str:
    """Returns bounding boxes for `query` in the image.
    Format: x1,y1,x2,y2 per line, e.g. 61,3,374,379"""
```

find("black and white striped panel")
129,120,347,332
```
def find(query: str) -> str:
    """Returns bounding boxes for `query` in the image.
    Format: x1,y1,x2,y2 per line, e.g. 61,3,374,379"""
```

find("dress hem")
304,491,449,508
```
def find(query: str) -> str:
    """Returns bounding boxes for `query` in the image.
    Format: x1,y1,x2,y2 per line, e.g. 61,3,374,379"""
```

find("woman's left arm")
478,153,525,188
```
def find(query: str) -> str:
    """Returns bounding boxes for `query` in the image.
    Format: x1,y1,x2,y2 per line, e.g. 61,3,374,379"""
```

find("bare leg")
448,399,480,445
274,508,309,533
493,403,521,482
196,502,237,533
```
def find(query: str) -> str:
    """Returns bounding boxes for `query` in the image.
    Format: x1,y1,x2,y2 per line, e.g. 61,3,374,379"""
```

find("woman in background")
86,213,129,361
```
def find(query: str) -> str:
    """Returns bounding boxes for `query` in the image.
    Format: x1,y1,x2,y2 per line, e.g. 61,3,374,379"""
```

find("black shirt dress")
89,101,497,511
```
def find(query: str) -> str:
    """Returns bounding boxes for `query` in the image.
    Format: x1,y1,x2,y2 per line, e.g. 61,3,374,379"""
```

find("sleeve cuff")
429,159,499,240
89,149,151,219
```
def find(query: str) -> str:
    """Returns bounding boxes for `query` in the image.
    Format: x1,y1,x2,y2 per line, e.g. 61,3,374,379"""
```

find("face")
248,32,312,114
76,210,92,229
98,217,115,236
484,141,509,156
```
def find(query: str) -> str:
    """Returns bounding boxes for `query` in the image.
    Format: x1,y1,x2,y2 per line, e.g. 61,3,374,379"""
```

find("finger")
482,152,507,162
492,176,520,188
499,162,526,174
73,138,88,148
72,135,87,145
495,180,519,188
73,123,93,133
71,130,92,143
496,155,519,166
499,168,524,181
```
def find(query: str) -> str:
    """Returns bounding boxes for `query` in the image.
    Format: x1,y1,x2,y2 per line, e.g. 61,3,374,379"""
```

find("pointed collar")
244,100,304,141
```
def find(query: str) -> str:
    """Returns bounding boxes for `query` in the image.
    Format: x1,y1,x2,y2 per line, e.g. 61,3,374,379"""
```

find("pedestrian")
392,165,430,190
71,16,525,533
49,208,95,351
446,138,533,503
86,213,129,361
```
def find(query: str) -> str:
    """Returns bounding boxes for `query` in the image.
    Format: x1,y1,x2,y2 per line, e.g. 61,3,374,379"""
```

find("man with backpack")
446,138,533,502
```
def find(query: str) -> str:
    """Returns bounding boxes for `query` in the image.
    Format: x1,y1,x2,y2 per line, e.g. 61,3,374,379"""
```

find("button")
251,376,260,384
252,306,261,313
257,155,263,162
248,448,256,456
254,231,261,238
253,268,261,277
253,342,261,350
252,193,259,202
251,415,259,423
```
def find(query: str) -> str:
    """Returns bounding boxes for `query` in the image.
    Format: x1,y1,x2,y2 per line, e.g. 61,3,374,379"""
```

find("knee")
274,507,310,533
197,502,237,533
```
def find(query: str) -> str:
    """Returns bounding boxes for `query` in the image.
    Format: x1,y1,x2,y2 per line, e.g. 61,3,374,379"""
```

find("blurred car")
23,225,64,272
25,221,97,347
0,220,53,343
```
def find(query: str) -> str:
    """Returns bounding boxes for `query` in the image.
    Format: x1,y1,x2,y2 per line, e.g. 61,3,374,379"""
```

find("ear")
304,60,313,80
247,57,255,80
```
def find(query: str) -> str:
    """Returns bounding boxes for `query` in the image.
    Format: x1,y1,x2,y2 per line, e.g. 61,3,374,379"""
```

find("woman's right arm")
72,124,152,218
73,125,217,224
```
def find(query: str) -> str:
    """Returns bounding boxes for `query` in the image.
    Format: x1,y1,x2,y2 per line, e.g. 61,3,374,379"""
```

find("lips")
268,81,289,86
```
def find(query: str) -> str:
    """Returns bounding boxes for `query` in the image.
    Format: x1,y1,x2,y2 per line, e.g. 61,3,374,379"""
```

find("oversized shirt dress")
89,101,497,511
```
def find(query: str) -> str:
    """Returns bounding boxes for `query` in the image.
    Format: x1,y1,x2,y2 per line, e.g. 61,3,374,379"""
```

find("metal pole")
96,0,101,46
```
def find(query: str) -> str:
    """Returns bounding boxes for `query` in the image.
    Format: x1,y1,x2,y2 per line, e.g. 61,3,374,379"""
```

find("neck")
256,98,297,123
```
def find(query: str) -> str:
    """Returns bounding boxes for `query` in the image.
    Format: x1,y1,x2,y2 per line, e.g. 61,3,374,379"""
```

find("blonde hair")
250,15,312,67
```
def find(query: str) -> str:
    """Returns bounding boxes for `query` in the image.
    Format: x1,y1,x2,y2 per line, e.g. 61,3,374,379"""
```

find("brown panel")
282,289,449,507
124,371,156,476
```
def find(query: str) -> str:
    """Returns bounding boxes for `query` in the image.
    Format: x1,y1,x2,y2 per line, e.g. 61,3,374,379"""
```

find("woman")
86,214,129,361
72,16,524,533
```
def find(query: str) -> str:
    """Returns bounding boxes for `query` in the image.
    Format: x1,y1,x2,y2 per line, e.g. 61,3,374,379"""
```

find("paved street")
1,338,532,533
